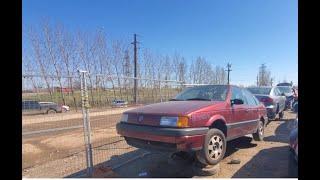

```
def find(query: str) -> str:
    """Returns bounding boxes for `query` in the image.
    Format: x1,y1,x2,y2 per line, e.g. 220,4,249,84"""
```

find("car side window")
274,88,280,96
231,87,246,104
242,89,257,106
30,101,40,109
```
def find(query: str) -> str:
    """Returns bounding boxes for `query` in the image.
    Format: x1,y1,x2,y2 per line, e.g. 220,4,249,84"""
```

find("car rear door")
228,86,251,138
242,89,261,134
272,87,286,112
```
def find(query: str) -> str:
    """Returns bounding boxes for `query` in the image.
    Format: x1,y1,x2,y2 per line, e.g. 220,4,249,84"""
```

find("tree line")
22,21,228,105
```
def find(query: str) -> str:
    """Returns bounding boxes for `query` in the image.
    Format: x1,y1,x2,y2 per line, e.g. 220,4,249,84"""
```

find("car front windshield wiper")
185,98,211,101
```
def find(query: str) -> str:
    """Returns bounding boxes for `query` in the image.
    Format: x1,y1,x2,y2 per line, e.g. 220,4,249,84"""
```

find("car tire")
47,109,57,114
252,120,264,141
195,128,226,166
279,111,284,119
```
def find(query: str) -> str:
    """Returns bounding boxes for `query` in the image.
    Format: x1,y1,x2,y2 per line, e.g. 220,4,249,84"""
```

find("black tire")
195,128,226,166
252,120,264,141
192,161,220,176
279,111,284,119
47,109,57,114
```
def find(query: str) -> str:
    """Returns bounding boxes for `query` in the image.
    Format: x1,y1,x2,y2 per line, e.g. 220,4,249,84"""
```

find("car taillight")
260,97,273,103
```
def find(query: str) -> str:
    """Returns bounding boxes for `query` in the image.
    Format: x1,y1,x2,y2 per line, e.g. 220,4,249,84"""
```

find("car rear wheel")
47,109,57,114
195,128,226,166
279,111,284,119
252,120,264,141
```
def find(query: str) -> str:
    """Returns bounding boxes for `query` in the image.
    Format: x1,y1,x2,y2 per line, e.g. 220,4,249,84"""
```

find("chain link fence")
22,72,191,177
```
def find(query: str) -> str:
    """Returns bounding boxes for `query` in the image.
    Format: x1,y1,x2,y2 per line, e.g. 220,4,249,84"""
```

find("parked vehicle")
111,99,128,108
22,100,63,115
289,115,298,163
276,82,292,87
277,86,295,110
246,86,286,120
61,105,70,112
116,85,267,166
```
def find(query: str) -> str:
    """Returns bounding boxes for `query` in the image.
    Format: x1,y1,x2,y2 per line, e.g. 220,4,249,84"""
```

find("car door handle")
245,109,249,113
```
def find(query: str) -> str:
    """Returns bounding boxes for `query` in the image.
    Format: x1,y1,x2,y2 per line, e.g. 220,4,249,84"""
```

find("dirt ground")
110,111,298,178
22,110,298,178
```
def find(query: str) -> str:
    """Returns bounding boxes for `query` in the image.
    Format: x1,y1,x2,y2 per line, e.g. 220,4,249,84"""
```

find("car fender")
205,114,227,127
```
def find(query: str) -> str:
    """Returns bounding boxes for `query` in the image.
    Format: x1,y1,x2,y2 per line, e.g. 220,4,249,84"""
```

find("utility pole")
256,75,259,87
271,78,273,86
131,34,138,104
226,63,232,85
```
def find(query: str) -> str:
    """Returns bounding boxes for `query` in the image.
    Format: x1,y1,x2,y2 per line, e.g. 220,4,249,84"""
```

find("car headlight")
160,116,189,127
120,114,128,122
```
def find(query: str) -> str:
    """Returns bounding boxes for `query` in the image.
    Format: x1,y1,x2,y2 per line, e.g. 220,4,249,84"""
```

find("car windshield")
277,87,292,94
247,87,271,95
172,85,228,101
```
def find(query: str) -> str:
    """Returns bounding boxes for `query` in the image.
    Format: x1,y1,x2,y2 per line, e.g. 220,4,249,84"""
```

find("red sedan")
116,85,267,165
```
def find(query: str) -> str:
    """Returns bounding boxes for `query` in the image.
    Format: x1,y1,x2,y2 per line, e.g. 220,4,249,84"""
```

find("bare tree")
28,26,54,101
43,21,66,105
257,64,272,86
56,24,78,109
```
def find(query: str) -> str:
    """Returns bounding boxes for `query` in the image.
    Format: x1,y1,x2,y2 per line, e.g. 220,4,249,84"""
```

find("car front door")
228,86,251,139
242,89,261,134
30,101,41,115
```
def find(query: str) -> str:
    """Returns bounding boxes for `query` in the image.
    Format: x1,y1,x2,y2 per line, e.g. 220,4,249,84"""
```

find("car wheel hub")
208,135,223,160
259,123,263,135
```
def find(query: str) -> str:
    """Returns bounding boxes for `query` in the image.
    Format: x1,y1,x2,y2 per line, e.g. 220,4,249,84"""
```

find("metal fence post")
79,70,94,177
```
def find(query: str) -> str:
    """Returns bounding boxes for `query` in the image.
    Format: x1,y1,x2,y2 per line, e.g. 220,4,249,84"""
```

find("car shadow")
264,118,297,143
65,136,258,178
224,136,257,158
65,148,150,178
232,146,298,178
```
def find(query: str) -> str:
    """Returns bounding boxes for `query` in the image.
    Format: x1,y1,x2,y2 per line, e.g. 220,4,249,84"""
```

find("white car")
111,100,128,108
61,105,70,112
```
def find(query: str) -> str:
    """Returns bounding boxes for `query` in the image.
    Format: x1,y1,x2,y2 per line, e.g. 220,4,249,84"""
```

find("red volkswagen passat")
116,85,267,165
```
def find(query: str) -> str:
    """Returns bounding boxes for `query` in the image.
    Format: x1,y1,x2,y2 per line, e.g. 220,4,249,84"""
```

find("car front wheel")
196,128,226,166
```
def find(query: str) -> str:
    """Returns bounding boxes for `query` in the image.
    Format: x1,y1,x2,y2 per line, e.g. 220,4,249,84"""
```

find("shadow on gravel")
224,136,257,158
66,136,259,178
66,122,296,178
232,146,298,178
264,118,296,144
66,148,149,178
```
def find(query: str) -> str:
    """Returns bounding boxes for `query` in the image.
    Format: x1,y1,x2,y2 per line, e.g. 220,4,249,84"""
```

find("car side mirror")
231,99,244,105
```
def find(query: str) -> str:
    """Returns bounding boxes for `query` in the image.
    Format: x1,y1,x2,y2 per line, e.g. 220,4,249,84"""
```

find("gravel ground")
22,110,298,178
103,111,298,178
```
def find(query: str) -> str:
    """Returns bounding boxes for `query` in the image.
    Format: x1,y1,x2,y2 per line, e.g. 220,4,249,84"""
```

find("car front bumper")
116,122,208,152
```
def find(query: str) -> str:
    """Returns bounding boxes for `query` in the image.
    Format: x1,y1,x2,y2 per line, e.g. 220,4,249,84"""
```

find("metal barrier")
22,73,190,177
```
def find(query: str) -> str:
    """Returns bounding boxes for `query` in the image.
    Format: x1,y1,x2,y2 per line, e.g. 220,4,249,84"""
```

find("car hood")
124,101,222,115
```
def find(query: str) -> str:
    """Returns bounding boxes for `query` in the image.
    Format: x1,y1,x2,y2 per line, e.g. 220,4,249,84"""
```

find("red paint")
117,128,205,151
117,85,266,152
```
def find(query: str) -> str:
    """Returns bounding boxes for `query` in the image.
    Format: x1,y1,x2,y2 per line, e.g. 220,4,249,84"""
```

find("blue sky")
22,0,297,86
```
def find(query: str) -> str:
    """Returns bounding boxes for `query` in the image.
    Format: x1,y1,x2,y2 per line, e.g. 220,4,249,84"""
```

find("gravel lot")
22,110,298,178
95,111,298,178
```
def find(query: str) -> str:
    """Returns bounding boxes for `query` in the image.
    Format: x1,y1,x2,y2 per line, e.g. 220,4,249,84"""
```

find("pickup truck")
116,85,267,165
22,100,64,115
